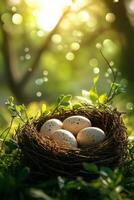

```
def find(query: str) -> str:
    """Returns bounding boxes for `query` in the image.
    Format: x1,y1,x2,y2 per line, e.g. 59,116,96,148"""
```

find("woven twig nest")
17,104,128,179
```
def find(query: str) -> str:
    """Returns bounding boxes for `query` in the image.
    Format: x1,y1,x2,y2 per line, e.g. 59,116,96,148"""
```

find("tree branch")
19,7,70,88
0,18,27,102
19,1,97,88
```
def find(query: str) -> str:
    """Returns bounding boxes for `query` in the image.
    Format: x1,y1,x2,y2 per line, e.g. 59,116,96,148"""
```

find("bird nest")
16,104,128,180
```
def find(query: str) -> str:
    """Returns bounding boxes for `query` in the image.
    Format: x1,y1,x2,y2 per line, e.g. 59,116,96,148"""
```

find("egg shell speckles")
77,127,106,147
52,129,78,148
63,115,91,136
40,119,63,136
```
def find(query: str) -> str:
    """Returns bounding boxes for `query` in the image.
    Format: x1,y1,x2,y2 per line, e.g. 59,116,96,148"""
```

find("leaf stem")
100,49,117,103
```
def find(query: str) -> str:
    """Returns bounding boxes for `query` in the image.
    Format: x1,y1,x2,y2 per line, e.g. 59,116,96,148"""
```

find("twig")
100,49,117,103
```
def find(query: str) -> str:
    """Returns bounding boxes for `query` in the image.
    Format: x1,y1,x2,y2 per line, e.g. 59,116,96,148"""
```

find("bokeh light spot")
12,6,17,12
78,11,90,22
36,91,42,97
9,0,21,5
128,0,134,14
43,77,48,82
25,54,31,60
52,34,62,44
43,70,48,76
35,78,44,86
96,43,102,49
24,47,29,52
37,30,44,37
109,61,114,66
71,42,80,51
57,44,63,51
89,58,98,67
103,39,116,53
105,13,116,23
12,13,23,25
66,52,75,61
93,67,100,74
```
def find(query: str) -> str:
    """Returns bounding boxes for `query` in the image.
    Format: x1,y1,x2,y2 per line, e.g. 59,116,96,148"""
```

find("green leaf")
65,181,82,190
15,105,21,112
99,94,107,104
89,90,98,103
73,103,82,109
62,95,72,103
57,95,72,106
111,83,119,90
5,139,18,153
17,167,30,181
93,76,99,85
41,104,47,114
29,188,54,200
83,163,98,173
8,96,14,104
100,167,113,177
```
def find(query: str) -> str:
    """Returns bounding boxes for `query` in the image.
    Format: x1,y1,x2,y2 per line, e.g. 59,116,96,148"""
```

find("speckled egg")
40,119,63,136
63,115,91,136
52,129,78,148
77,127,106,147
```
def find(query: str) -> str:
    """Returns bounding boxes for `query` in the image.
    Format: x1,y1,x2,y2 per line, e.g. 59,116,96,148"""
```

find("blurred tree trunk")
104,0,134,99
0,7,70,104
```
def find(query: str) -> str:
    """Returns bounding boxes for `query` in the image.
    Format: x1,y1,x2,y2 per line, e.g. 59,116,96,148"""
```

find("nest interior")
16,104,128,179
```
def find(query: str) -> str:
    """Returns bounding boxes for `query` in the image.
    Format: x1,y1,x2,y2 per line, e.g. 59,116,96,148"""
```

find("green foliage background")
0,0,134,199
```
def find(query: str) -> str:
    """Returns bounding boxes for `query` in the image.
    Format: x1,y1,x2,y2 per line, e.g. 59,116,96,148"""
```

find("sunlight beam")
25,0,72,32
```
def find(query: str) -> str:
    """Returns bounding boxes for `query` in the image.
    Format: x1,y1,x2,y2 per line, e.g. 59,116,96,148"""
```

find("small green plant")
52,94,72,113
5,96,29,123
77,50,126,106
